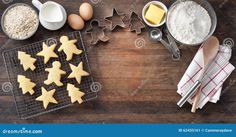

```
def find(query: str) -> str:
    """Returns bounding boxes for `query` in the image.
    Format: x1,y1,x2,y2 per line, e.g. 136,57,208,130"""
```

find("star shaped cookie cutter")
126,11,146,35
105,8,126,31
85,19,109,45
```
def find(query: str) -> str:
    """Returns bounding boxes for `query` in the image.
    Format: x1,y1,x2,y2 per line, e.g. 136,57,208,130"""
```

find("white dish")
142,1,168,27
39,5,67,30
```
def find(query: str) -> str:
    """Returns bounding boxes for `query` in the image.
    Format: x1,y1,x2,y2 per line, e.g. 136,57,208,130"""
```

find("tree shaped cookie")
67,83,85,104
58,36,82,61
37,42,58,64
17,75,36,95
36,87,58,109
44,61,66,86
18,51,36,71
68,62,89,84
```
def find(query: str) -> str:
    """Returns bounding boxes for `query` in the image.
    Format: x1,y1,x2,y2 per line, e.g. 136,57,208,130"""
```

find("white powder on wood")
3,5,39,39
167,1,212,45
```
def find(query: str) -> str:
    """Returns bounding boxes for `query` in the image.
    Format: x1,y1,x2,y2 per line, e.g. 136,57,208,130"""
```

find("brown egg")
67,14,85,30
79,2,93,21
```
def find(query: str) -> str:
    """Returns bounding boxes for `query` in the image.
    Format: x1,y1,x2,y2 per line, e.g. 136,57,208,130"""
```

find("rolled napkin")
177,45,235,109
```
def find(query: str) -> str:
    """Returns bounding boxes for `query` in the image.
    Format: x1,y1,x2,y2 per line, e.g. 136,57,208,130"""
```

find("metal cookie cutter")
105,8,126,31
126,11,145,35
85,19,109,45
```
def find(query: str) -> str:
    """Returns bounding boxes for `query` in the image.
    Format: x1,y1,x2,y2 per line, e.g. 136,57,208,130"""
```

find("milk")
41,3,63,22
32,0,67,30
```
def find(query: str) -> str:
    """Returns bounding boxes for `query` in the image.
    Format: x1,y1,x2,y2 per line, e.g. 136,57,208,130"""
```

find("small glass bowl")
1,3,39,40
166,0,217,46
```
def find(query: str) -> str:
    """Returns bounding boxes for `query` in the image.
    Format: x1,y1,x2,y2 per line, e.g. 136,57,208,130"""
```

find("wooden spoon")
191,36,220,113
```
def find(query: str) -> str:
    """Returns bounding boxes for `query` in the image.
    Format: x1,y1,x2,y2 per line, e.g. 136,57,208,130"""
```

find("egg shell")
67,14,85,30
79,2,93,21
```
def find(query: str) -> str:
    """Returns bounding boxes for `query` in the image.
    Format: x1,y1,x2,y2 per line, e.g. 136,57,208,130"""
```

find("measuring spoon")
150,28,180,60
164,28,181,60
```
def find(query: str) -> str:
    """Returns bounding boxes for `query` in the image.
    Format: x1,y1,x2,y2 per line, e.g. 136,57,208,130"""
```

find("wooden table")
0,0,235,123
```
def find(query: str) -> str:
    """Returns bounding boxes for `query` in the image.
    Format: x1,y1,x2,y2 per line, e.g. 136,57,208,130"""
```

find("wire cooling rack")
2,31,97,119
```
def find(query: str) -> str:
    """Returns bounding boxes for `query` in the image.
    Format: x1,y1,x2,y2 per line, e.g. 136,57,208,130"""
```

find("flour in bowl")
3,5,39,40
167,1,212,45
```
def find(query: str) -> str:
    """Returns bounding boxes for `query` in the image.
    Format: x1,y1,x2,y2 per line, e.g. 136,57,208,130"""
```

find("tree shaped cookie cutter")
126,11,146,35
85,19,109,45
105,8,126,31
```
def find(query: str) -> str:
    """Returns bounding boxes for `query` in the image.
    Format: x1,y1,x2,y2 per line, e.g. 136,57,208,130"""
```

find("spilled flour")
167,1,212,45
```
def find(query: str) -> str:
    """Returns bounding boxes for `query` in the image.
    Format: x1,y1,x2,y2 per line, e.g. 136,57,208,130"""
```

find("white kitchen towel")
177,45,235,109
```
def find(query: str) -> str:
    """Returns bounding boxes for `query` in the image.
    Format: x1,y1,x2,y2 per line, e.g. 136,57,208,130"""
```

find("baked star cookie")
67,83,85,104
17,75,36,95
44,61,66,86
36,87,58,109
58,36,82,61
68,62,89,84
37,42,58,64
18,51,36,71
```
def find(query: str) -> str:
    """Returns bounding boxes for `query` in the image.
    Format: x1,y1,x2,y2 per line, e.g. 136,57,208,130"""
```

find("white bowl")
166,0,217,46
142,1,168,27
1,3,39,40
39,5,67,31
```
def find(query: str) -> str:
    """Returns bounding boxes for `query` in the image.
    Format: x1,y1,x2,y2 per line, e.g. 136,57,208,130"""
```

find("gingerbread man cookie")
58,36,82,61
44,61,66,86
36,87,58,109
18,51,36,71
37,42,58,64
68,62,89,84
18,75,36,95
67,83,85,104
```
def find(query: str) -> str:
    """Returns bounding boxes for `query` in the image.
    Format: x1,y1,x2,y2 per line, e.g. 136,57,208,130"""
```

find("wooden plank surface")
0,0,236,123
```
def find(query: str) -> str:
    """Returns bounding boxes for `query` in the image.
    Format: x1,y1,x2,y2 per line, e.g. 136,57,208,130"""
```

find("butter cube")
145,4,165,25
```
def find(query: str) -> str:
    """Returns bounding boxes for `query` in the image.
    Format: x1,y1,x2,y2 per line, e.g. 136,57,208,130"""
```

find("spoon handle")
160,39,173,53
191,87,202,113
177,80,201,107
166,33,180,59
